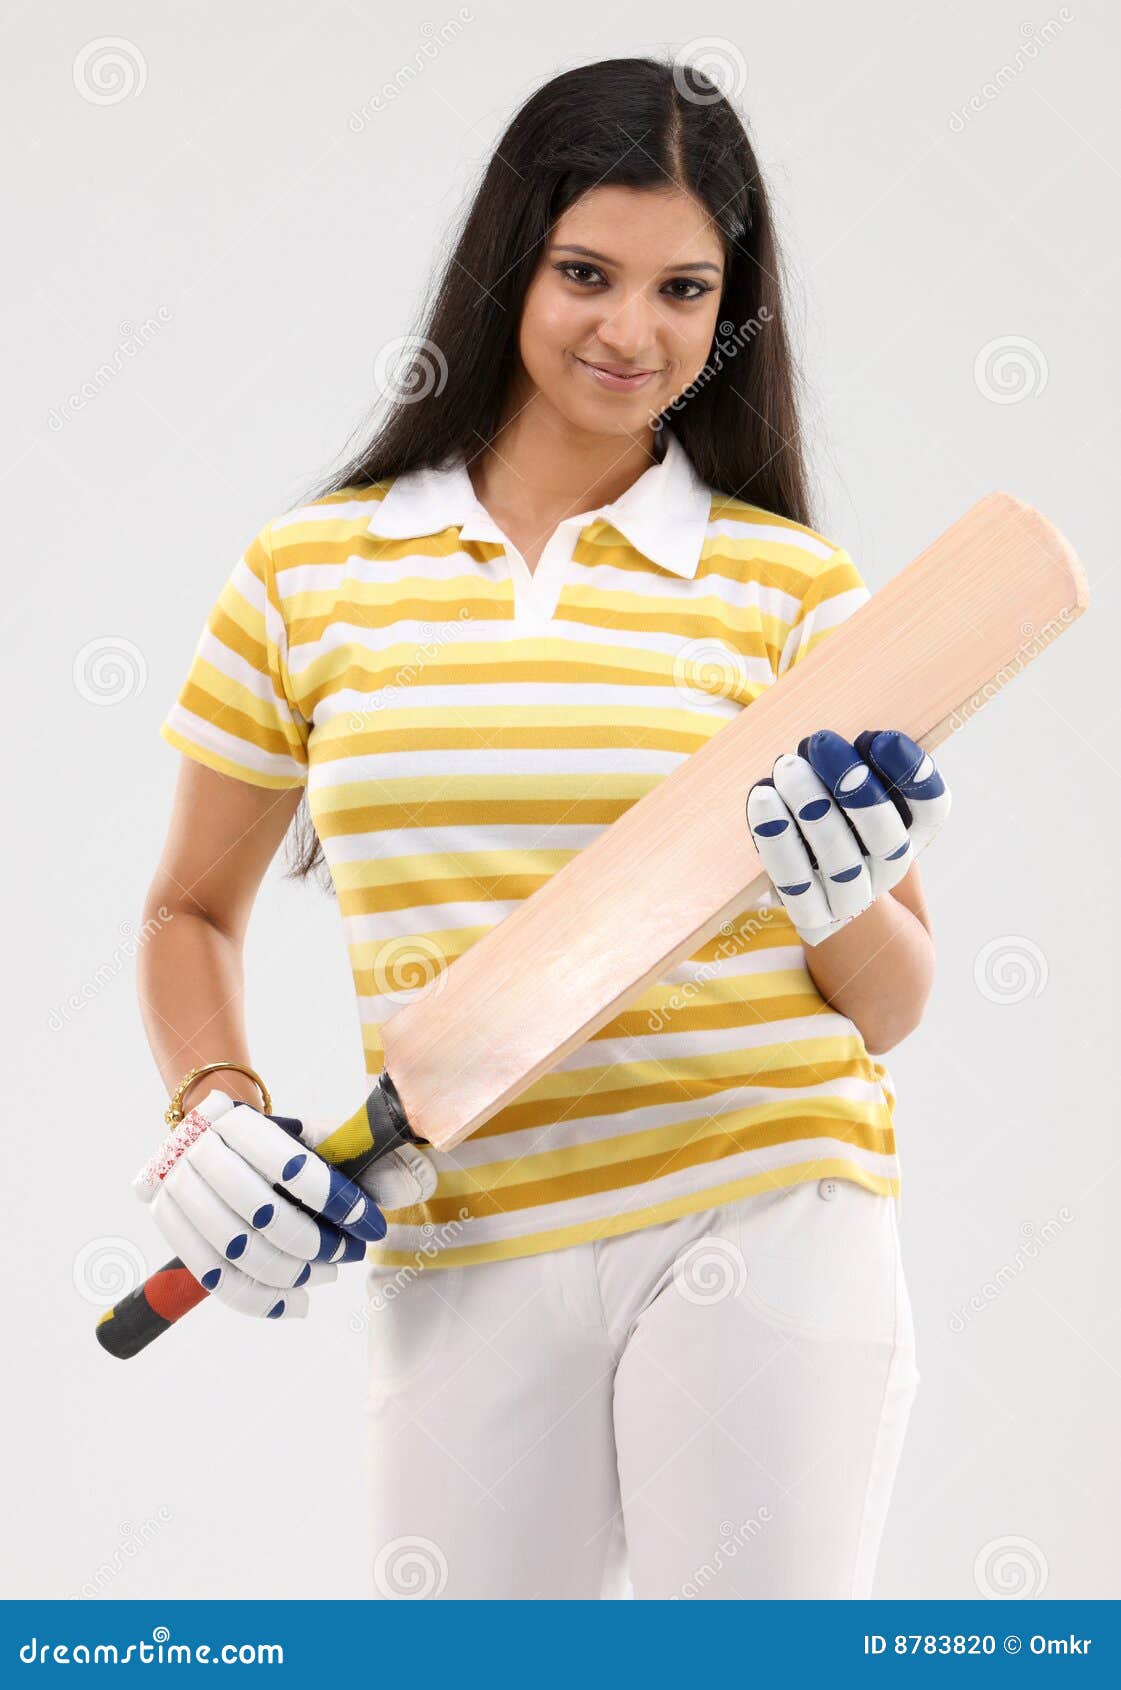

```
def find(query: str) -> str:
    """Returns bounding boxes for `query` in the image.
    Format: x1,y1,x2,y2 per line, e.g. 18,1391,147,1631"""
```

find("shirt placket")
505,515,589,632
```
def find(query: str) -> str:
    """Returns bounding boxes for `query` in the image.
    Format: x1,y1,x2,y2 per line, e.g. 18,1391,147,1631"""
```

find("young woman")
138,56,950,1600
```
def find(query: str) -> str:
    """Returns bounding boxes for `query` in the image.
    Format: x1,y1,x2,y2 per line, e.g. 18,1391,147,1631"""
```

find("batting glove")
133,1089,437,1321
745,728,951,947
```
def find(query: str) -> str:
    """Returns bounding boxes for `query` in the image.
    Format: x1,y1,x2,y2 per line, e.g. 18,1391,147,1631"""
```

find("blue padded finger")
315,1165,388,1241
265,1114,306,1140
854,730,942,829
798,730,891,812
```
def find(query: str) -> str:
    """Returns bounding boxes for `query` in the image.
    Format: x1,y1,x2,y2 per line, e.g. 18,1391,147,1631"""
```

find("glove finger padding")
149,1180,323,1318
854,729,951,857
746,773,849,944
163,1154,351,1287
133,1089,381,1320
211,1104,386,1243
798,730,914,902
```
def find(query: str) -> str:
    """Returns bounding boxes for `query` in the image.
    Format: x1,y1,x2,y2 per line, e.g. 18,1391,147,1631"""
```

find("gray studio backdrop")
5,0,1116,1600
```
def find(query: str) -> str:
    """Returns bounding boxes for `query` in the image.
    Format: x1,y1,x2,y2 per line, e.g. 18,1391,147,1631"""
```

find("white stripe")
275,551,510,596
567,556,803,620
187,627,289,714
706,516,835,559
270,500,382,531
163,706,306,780
439,1073,891,1170
378,1135,899,1253
345,894,793,951
284,612,777,678
777,585,870,675
314,745,693,782
330,822,609,861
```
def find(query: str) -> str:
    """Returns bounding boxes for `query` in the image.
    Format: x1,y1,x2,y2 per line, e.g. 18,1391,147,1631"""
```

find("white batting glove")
745,728,951,947
133,1090,437,1321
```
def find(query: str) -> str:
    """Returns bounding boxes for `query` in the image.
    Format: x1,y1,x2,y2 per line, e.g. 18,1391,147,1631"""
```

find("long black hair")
285,54,814,886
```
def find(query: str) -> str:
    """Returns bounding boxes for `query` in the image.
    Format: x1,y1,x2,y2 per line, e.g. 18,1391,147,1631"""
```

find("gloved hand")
133,1088,438,1320
745,728,951,947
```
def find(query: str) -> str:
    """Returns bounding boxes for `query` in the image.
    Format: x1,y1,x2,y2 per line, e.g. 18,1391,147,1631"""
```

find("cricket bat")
96,491,1088,1358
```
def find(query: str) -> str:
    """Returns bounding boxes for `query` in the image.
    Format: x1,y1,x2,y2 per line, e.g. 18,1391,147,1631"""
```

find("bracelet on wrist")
165,1061,271,1126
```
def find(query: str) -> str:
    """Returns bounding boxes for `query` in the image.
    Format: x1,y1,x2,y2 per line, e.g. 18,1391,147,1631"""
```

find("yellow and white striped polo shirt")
160,427,899,1272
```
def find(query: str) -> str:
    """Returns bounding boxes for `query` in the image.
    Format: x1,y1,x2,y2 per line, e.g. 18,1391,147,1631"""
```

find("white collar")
366,427,712,579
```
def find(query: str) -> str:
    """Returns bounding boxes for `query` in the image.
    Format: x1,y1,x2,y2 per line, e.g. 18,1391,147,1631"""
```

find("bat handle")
95,1071,423,1360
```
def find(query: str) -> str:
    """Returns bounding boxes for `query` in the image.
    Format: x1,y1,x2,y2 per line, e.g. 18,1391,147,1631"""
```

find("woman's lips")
575,357,659,391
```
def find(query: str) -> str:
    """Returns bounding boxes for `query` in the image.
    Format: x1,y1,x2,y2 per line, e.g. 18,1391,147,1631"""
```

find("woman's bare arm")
801,860,935,1056
137,756,305,1111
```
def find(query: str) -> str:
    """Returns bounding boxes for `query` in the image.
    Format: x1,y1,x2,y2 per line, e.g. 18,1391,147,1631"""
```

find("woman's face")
515,184,726,439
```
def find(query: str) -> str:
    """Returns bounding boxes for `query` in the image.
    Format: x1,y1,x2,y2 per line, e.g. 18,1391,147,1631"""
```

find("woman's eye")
559,262,602,287
664,278,711,302
556,263,712,301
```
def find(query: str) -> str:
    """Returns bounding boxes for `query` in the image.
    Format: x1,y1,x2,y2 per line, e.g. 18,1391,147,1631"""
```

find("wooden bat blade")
382,492,1088,1152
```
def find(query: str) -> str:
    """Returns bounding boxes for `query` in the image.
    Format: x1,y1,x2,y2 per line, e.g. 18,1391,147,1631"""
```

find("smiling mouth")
575,357,662,387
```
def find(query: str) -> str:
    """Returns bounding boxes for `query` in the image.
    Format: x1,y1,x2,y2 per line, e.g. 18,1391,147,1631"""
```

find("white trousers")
363,1177,920,1599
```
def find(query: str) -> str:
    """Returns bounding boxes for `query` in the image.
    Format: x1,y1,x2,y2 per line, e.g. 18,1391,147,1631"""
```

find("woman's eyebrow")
550,242,722,274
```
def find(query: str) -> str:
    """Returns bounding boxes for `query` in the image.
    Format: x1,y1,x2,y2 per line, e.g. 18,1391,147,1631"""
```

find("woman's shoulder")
257,480,398,563
707,488,845,564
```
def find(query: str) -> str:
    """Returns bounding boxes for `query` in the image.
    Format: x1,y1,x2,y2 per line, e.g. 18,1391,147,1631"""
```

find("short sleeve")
159,523,310,789
774,545,872,679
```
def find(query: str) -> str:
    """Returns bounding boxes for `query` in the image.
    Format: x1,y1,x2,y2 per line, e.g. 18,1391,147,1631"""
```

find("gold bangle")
165,1062,272,1126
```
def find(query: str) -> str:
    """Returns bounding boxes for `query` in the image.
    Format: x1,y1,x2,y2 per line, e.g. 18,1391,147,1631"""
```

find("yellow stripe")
364,1161,898,1271
163,487,895,1271
391,1096,895,1209
158,723,304,789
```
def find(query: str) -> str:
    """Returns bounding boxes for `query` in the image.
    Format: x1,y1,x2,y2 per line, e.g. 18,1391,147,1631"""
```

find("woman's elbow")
864,990,933,1056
